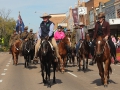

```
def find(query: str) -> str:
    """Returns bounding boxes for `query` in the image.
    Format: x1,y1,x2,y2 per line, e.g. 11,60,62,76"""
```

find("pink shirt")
112,37,116,43
54,31,65,40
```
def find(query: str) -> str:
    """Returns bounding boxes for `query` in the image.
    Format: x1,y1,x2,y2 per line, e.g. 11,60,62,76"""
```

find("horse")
11,39,22,65
78,33,91,72
58,35,71,73
94,36,112,87
23,40,35,68
38,37,57,87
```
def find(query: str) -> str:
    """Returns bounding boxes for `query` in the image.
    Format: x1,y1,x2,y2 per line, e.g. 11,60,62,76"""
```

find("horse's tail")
109,66,112,74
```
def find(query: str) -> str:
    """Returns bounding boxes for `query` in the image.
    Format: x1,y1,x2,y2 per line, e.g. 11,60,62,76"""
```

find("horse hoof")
104,85,108,88
61,71,64,74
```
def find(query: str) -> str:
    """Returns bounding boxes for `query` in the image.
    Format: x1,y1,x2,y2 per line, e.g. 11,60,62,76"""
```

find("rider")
9,30,20,54
54,25,65,44
20,26,29,55
25,29,34,41
34,13,62,61
76,22,88,56
90,12,119,65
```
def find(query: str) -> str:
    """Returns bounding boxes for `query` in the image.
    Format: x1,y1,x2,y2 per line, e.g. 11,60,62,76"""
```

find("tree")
0,9,16,51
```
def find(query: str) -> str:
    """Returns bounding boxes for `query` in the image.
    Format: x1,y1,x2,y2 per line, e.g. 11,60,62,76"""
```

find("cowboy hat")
24,26,28,30
40,13,51,18
79,22,84,26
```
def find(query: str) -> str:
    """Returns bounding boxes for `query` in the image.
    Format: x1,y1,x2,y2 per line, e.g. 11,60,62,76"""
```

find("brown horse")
11,39,22,65
58,35,71,73
94,36,112,87
78,33,91,72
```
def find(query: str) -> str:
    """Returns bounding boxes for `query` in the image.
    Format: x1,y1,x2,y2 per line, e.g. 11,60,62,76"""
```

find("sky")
0,0,89,33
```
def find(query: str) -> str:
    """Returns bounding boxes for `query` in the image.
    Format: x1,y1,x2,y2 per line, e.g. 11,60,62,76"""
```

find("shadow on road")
91,79,118,86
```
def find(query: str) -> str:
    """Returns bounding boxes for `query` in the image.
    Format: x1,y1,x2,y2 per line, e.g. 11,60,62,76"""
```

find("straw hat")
40,13,51,18
79,22,84,26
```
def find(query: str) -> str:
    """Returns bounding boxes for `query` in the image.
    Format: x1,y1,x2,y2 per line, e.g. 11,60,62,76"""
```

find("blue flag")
16,14,24,33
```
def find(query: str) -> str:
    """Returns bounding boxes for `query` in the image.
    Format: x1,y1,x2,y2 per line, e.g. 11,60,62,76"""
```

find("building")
84,0,109,37
50,13,67,30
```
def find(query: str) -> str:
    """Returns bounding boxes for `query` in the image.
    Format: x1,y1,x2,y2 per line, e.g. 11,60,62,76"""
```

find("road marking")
6,65,9,67
1,73,5,75
4,69,7,71
67,72,77,77
0,80,2,82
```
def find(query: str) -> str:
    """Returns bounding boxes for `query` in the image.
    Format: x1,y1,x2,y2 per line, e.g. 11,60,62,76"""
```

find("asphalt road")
0,52,120,90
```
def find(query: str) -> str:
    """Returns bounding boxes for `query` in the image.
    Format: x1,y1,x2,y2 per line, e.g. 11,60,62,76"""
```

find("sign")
58,23,67,27
109,19,120,25
78,7,87,15
72,8,79,25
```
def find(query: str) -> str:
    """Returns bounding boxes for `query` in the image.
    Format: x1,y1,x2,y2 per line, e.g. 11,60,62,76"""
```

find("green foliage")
0,9,16,52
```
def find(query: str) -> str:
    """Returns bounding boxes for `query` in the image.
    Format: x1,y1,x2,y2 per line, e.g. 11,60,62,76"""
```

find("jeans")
76,41,80,54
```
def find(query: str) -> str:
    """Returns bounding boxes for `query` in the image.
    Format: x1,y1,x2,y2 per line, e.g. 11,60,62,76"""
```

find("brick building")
49,13,67,30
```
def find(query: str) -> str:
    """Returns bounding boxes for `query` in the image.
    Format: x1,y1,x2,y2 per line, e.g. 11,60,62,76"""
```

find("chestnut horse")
78,33,91,72
94,36,112,87
11,39,22,65
58,35,71,73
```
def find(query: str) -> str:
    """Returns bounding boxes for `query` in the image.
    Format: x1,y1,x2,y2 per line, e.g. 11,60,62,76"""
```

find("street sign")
109,19,120,25
78,7,87,15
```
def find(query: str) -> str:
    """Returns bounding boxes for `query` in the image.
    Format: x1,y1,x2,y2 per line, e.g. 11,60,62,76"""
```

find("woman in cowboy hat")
34,13,62,62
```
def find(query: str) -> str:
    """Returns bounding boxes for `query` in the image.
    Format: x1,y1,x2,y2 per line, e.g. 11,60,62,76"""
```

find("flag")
16,13,24,33
72,8,79,25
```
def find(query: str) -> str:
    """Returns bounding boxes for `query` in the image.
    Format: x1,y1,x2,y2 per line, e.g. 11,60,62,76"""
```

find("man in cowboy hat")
76,22,88,55
34,13,62,62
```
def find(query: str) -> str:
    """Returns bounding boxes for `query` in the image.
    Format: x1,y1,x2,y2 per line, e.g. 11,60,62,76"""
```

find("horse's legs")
13,53,16,65
78,56,82,71
71,54,75,66
52,62,56,84
97,61,104,85
47,63,51,88
16,54,18,65
59,57,64,73
12,54,14,65
104,59,110,87
41,63,45,84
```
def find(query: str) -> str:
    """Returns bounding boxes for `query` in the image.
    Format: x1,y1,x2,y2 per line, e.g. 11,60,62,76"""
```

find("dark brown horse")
94,36,112,87
78,33,91,72
58,35,71,73
11,39,22,65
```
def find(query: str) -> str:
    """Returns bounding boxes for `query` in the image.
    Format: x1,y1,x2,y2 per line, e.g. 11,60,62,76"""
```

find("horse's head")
85,33,91,46
63,35,71,49
40,38,50,56
95,36,106,57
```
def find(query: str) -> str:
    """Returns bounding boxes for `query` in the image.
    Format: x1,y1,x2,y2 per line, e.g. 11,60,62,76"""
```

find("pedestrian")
90,12,119,65
34,13,62,62
111,35,117,47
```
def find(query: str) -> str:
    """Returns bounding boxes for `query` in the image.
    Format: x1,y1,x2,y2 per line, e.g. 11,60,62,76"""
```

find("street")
0,52,120,90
